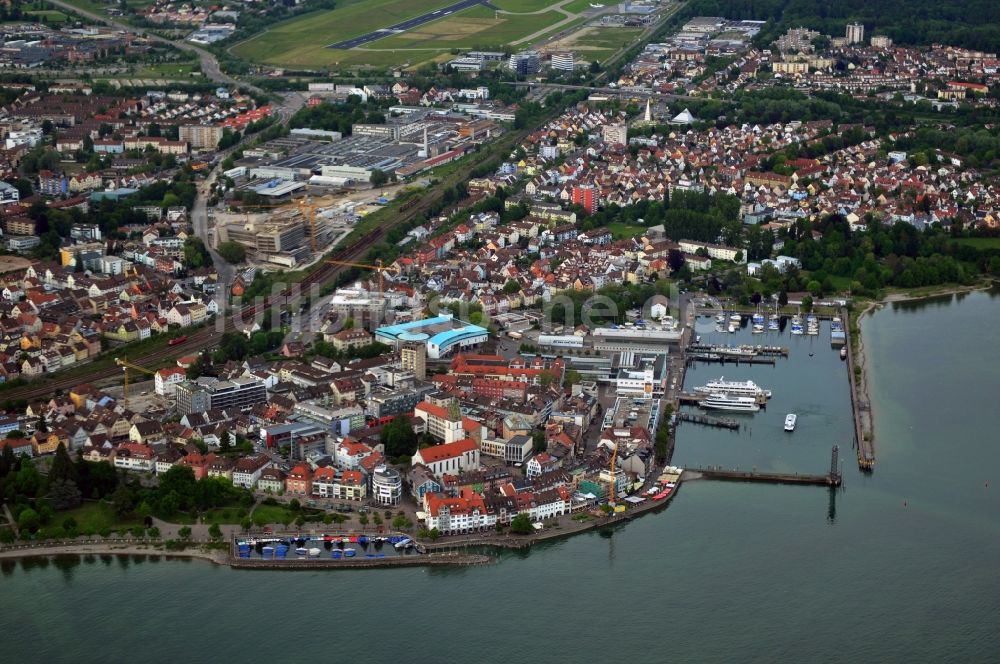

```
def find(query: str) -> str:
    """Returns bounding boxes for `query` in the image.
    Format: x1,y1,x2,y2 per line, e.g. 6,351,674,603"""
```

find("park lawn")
199,506,252,525
608,222,646,240
62,501,142,532
230,0,456,66
250,503,299,525
950,237,1000,250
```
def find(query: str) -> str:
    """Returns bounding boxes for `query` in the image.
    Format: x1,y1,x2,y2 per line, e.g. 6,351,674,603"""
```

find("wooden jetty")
682,468,841,487
688,354,776,366
677,412,740,430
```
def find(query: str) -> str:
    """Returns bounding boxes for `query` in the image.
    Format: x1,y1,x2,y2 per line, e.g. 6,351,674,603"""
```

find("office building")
401,342,427,381
508,51,540,76
175,376,267,415
846,22,865,45
550,52,574,72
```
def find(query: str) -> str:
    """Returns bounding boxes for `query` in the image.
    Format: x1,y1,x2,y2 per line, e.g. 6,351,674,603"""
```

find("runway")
328,0,488,49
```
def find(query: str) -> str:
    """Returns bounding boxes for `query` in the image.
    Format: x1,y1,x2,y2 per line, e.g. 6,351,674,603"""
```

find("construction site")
214,197,355,270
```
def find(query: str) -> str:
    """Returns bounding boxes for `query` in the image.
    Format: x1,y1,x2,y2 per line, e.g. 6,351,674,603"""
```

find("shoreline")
0,487,684,568
0,541,228,565
848,280,995,469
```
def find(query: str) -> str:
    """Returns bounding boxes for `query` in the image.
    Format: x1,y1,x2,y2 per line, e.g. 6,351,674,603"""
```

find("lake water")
4,291,1000,663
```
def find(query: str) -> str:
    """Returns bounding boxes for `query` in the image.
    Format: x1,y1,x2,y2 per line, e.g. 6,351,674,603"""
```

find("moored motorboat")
784,413,797,432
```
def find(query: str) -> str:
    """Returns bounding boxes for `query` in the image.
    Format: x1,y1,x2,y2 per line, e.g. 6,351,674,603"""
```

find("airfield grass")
491,0,562,12
230,0,457,65
233,0,567,68
374,5,564,50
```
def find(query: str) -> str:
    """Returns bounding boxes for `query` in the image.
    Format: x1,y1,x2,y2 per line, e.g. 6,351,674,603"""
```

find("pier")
843,308,875,470
682,468,841,487
677,412,740,430
688,354,776,366
689,344,789,357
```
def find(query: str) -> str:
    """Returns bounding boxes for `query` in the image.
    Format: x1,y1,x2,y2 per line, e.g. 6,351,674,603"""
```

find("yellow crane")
115,357,157,409
607,441,619,506
326,258,400,299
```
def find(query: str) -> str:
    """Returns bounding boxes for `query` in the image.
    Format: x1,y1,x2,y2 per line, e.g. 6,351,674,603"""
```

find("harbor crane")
115,357,157,409
325,258,400,299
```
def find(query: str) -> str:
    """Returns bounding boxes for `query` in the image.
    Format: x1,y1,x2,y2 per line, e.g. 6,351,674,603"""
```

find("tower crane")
607,441,619,507
115,357,157,409
325,258,400,299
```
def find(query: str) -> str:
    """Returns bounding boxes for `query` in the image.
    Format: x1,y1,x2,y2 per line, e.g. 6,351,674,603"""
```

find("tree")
532,430,546,453
111,483,135,518
778,290,789,306
178,526,192,540
17,507,40,533
48,478,82,510
208,523,223,540
667,248,686,274
503,279,521,294
370,169,389,187
801,295,814,312
48,442,77,484
391,514,413,530
217,241,246,264
382,417,418,459
510,513,533,535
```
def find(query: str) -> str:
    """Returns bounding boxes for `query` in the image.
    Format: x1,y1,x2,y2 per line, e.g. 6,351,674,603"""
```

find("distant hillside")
683,0,1000,54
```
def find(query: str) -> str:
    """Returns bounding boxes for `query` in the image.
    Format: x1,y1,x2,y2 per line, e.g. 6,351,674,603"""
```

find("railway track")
2,163,458,402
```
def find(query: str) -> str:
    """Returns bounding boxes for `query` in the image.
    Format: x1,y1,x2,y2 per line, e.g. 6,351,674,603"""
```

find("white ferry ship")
699,393,760,412
694,377,772,399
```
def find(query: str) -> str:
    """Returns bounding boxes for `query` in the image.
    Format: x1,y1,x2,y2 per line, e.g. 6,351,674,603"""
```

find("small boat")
308,548,321,558
331,549,342,559
729,313,742,323
752,323,764,334
784,414,797,432
344,548,356,558
394,537,412,550
295,547,308,556
715,314,725,323
752,312,765,325
768,315,779,331
728,324,736,333
840,347,847,360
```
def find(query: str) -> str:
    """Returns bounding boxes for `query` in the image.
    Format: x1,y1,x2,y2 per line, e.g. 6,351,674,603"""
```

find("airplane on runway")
589,3,605,7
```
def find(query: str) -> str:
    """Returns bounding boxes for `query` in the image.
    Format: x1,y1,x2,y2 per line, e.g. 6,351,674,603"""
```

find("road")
328,0,487,49
45,0,260,94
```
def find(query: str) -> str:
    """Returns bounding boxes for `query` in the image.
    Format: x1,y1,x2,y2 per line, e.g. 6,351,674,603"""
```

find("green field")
62,502,143,532
608,222,646,240
231,0,571,68
492,0,560,11
231,0,456,67
374,5,564,50
25,9,68,22
134,62,199,78
951,237,1000,249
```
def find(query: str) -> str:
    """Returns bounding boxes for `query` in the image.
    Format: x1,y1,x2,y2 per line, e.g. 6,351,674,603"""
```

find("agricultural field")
230,0,582,69
24,9,68,22
545,25,643,62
